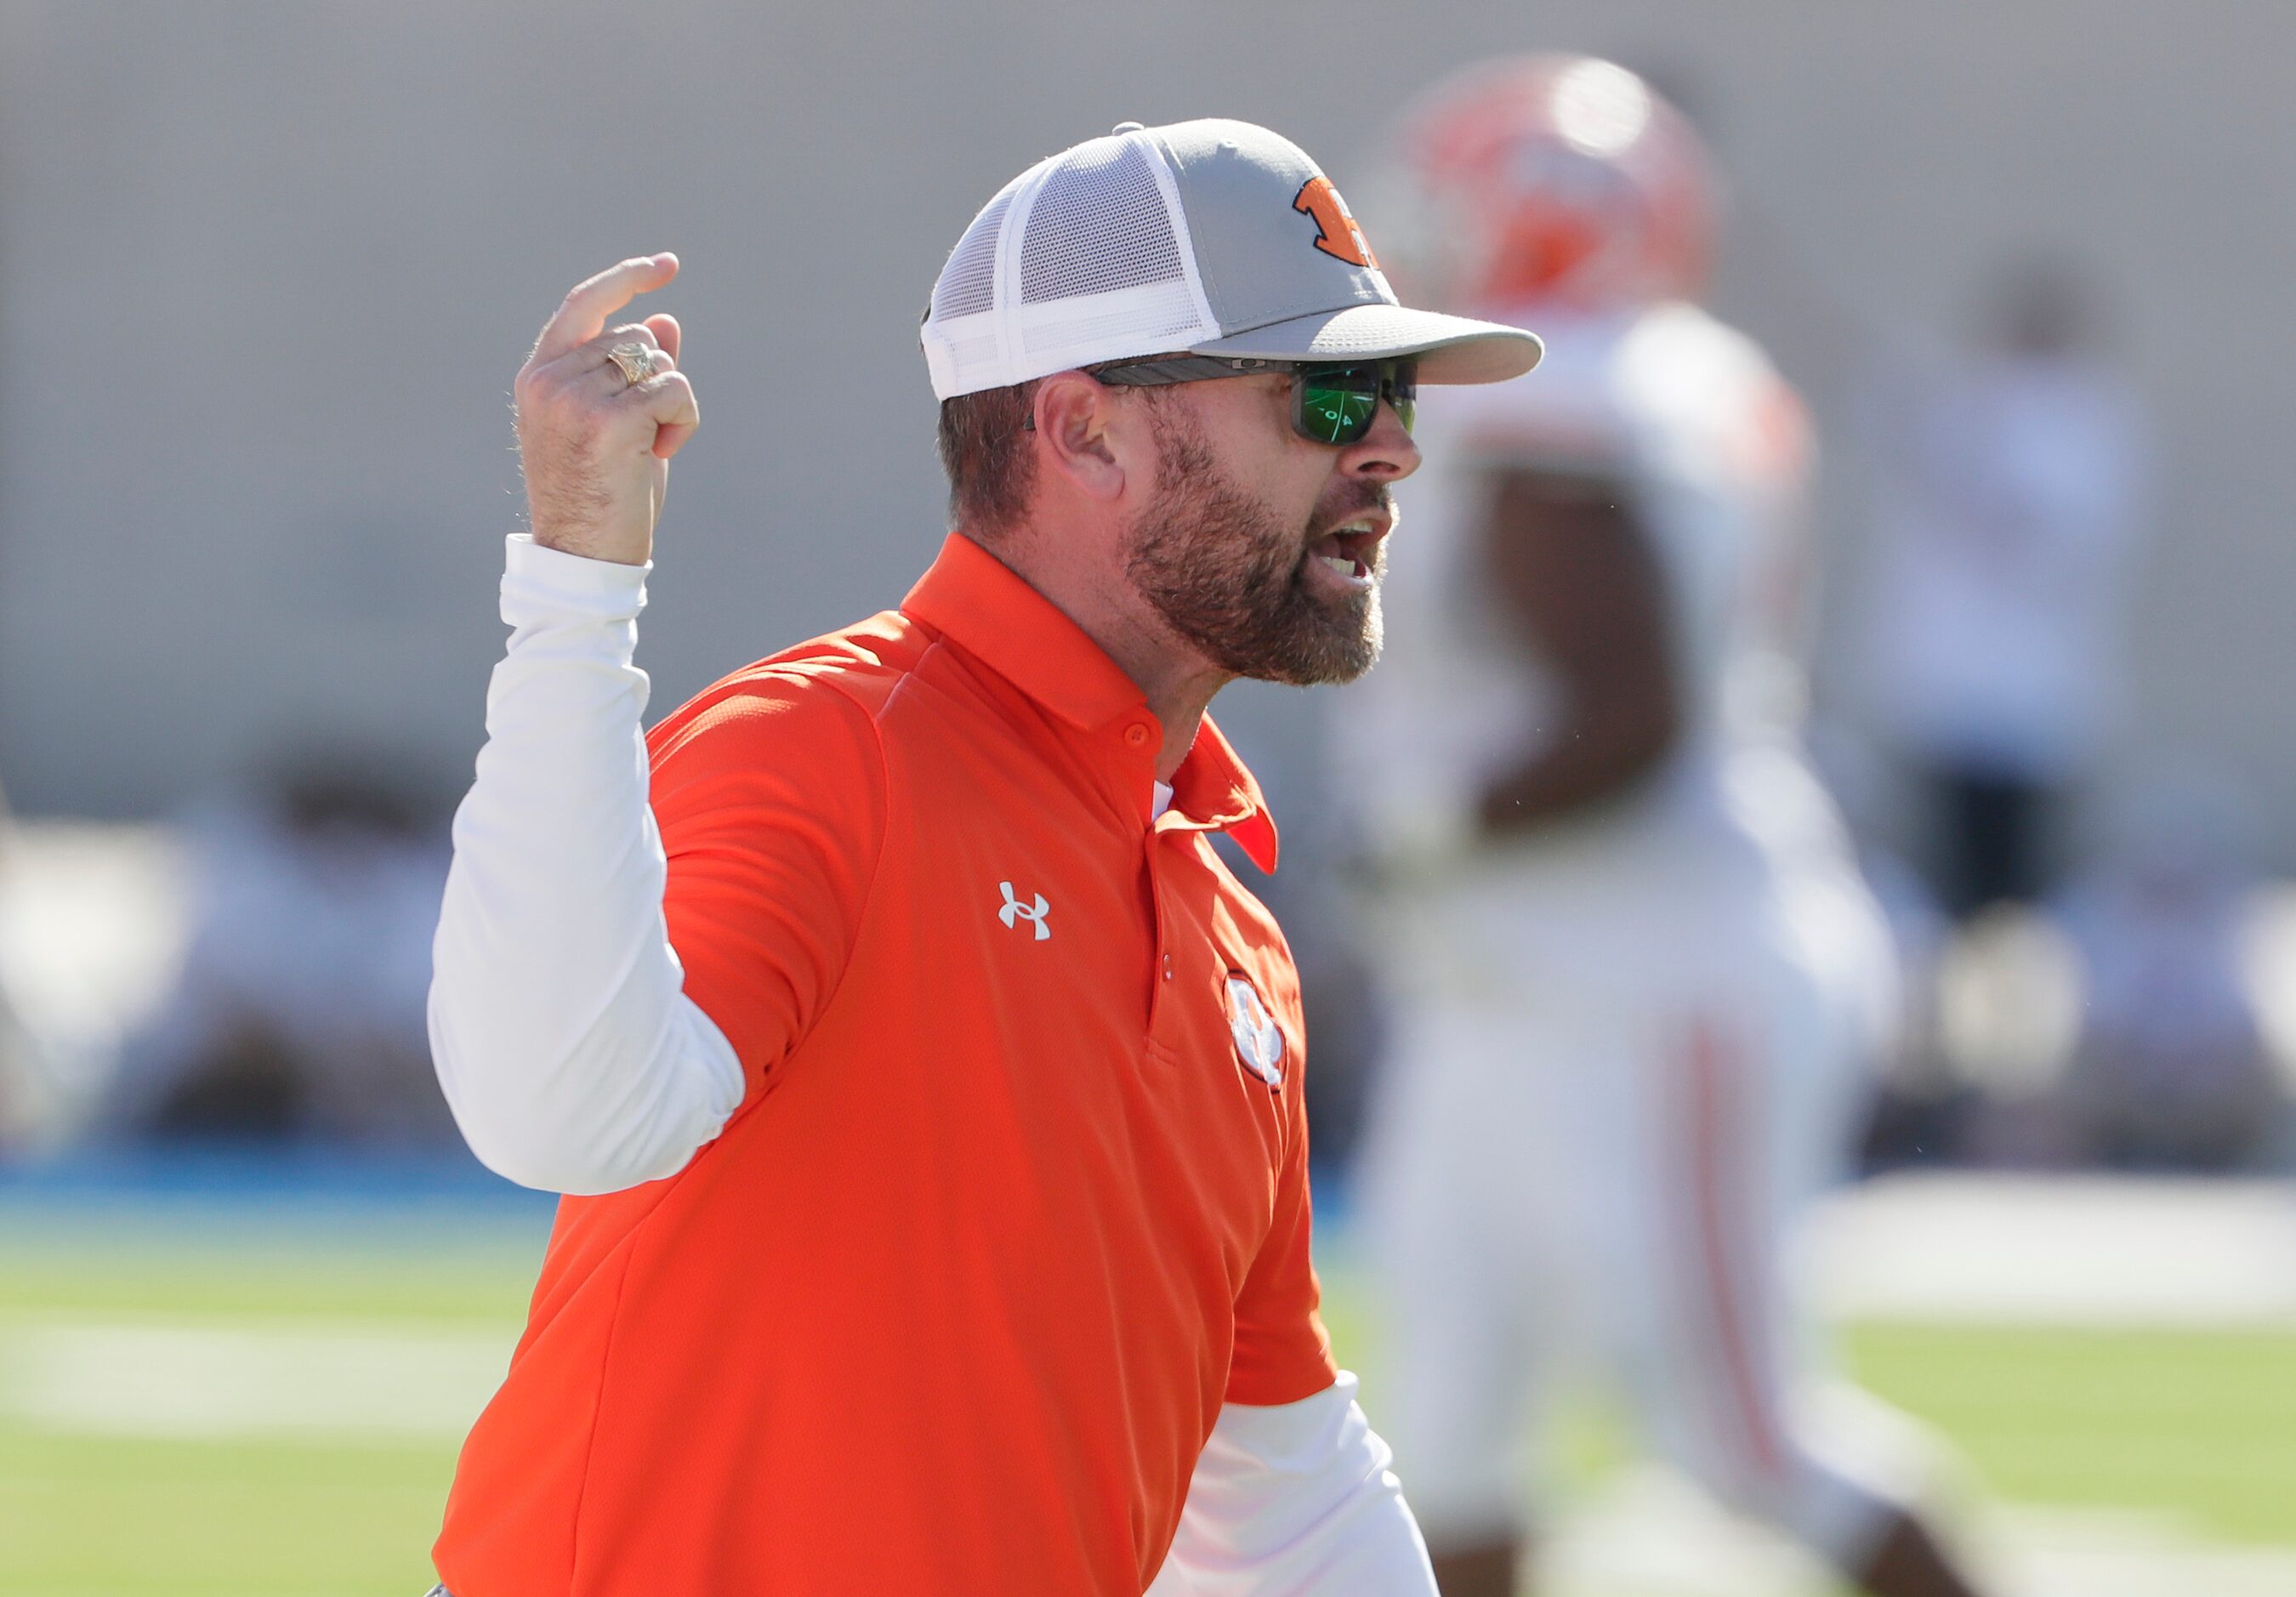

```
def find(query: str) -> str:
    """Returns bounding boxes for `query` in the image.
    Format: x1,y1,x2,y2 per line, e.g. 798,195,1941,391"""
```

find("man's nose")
1338,400,1421,481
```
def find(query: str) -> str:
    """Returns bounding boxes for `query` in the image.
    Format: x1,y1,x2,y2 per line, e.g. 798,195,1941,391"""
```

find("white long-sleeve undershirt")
1151,1371,1436,1594
429,536,743,1196
428,533,1435,1594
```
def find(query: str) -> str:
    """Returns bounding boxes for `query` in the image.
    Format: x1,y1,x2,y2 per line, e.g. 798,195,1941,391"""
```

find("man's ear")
1033,372,1131,502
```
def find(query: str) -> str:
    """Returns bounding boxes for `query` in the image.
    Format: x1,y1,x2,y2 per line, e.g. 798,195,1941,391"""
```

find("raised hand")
514,253,701,566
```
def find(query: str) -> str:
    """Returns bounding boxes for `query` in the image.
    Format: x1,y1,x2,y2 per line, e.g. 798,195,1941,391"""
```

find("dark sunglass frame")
1088,355,1418,446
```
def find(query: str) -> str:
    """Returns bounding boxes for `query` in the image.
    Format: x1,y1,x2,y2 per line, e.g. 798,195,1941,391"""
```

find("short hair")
935,378,1041,538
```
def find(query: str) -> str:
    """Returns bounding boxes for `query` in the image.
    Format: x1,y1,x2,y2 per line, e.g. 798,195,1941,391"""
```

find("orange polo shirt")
433,533,1334,1596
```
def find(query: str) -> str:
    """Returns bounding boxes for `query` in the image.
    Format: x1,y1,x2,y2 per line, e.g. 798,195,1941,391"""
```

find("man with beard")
423,120,1539,1597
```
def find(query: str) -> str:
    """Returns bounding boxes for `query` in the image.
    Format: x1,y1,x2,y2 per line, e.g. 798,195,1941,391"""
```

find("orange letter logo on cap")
1293,177,1380,270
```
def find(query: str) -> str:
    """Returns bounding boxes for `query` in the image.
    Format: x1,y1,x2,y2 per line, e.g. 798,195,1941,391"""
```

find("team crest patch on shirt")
1225,973,1286,1089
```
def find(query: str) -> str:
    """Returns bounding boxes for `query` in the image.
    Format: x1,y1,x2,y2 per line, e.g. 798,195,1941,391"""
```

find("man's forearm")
429,535,742,1194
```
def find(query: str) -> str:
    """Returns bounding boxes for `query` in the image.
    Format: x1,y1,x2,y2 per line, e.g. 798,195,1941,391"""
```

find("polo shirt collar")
1169,715,1280,873
903,534,1144,732
901,534,1281,874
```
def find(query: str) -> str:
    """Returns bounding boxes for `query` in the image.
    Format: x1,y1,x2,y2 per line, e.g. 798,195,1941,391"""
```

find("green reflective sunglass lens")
1300,380,1379,444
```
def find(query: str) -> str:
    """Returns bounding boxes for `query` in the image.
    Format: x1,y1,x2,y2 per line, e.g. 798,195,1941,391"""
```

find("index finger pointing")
533,253,679,365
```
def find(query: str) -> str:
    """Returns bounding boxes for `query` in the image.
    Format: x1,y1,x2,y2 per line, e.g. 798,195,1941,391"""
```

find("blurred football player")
1853,258,2152,921
1341,57,1992,1597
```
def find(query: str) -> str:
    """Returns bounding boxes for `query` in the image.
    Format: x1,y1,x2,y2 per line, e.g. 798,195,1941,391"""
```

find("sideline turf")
0,1216,537,1597
0,1427,454,1597
1844,1321,2296,1545
2,1213,2292,1594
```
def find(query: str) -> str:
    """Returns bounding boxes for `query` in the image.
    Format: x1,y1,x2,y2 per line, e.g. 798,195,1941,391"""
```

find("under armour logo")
997,881,1051,941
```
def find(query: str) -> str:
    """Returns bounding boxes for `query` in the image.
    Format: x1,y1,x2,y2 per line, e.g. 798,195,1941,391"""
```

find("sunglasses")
1089,355,1418,446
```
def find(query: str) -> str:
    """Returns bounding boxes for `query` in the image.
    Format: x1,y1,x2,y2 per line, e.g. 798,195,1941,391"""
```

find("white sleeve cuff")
501,532,652,620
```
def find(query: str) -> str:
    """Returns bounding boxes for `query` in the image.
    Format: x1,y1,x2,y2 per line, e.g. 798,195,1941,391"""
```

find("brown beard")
1123,404,1388,686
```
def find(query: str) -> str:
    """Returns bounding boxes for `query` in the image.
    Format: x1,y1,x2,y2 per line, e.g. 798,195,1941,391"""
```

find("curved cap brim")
1190,303,1542,384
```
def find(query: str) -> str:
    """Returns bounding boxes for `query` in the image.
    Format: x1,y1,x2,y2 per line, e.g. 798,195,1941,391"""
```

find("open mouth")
1305,514,1390,590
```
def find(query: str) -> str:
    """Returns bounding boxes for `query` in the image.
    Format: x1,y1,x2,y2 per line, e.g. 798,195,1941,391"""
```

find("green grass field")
3,1201,2293,1596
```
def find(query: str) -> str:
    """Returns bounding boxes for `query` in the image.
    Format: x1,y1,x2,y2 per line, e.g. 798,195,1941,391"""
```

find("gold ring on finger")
605,341,660,388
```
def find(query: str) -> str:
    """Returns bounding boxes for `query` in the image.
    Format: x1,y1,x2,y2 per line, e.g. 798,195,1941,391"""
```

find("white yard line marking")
0,1316,513,1441
1802,1173,2296,1328
1321,1172,2296,1328
1543,1466,2296,1597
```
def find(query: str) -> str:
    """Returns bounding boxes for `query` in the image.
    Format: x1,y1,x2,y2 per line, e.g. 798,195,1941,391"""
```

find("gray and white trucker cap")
921,118,1543,401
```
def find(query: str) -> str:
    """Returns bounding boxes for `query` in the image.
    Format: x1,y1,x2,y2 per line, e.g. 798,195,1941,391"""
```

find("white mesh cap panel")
1018,139,1185,303
930,187,1013,321
920,129,1219,399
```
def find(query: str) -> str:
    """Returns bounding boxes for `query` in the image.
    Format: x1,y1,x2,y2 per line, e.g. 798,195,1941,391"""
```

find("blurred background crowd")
1,4,2293,1593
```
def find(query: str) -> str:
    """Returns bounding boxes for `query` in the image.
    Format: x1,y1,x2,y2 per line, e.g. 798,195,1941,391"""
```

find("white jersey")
1342,299,1837,884
1354,303,1913,1566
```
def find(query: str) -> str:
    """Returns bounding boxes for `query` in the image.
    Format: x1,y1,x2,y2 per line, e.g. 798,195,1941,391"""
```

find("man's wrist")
529,519,651,567
526,511,651,566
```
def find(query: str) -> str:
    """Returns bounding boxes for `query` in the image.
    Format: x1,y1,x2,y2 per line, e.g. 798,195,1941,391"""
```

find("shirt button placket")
1144,804,1178,1048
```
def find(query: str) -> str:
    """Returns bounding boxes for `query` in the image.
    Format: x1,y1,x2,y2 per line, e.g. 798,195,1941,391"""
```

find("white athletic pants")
1358,839,1906,1569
